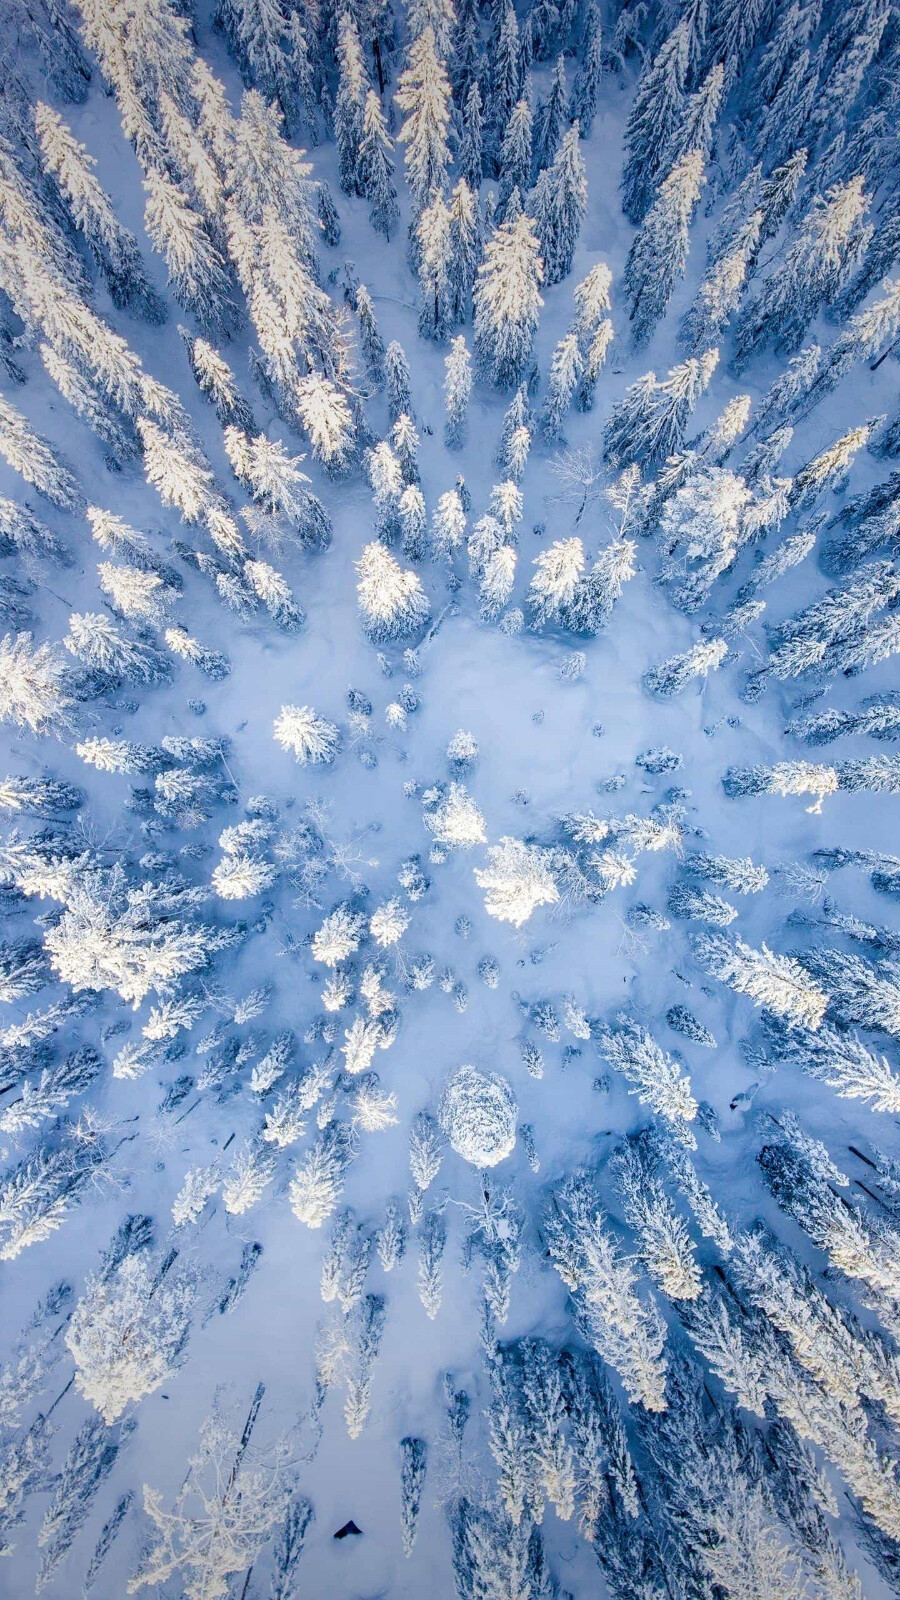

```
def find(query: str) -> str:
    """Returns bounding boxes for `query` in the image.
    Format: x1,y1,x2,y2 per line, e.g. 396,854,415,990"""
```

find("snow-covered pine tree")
621,17,689,222
459,81,484,191
443,335,472,448
360,90,399,240
385,340,413,424
356,543,430,643
474,193,544,388
735,178,871,366
569,1,603,135
0,398,83,511
399,1436,427,1556
531,53,568,177
530,123,586,286
624,150,705,345
416,189,453,341
497,98,532,217
35,103,163,320
335,11,370,197
395,26,452,221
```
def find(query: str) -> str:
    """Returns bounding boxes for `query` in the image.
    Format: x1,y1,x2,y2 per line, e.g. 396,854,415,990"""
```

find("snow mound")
440,1065,517,1168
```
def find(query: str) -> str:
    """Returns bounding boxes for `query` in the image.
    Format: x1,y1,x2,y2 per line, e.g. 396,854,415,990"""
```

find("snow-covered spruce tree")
0,633,72,735
532,53,568,176
473,193,544,389
723,760,840,814
604,349,717,468
356,542,430,644
423,781,486,851
399,1436,426,1557
360,89,399,241
0,397,83,511
539,333,582,443
570,0,603,135
66,1247,195,1422
612,1138,701,1300
273,705,339,765
395,26,451,223
417,1208,446,1318
497,98,532,219
0,1124,108,1261
530,124,587,287
447,176,482,325
143,168,238,338
455,75,483,190
44,862,234,1008
623,150,704,345
443,335,472,448
180,331,253,431
542,1172,668,1411
35,102,163,320
474,837,558,926
694,930,829,1030
594,1014,698,1142
354,283,386,386
289,1120,355,1229
734,177,872,366
620,17,689,222
416,189,453,341
643,637,728,699
334,11,370,197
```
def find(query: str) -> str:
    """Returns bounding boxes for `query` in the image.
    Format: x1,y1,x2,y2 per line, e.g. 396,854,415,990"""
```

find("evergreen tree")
624,151,705,345
621,18,689,222
182,332,255,431
694,930,829,1029
459,82,484,192
35,103,163,320
735,178,871,366
474,194,544,388
663,61,723,173
539,333,581,442
360,90,399,240
416,190,453,341
444,335,472,448
485,4,522,174
143,169,238,337
354,283,386,385
66,1247,195,1422
0,632,72,735
604,350,717,468
497,99,533,217
335,11,370,197
356,542,430,642
532,54,568,176
447,178,482,324
399,1436,427,1556
395,27,452,217
570,2,603,135
530,123,586,285
385,340,413,423
0,398,83,511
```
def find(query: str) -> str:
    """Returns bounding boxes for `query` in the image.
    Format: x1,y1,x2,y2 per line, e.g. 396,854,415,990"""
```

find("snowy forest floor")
2,4,900,1599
